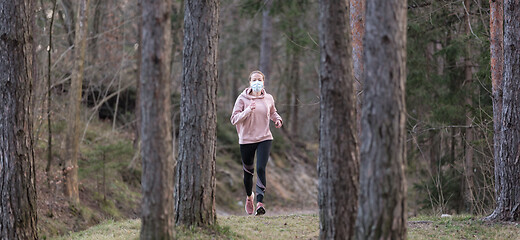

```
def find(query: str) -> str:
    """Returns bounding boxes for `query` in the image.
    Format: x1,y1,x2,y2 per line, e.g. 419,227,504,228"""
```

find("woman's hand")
249,101,256,111
275,120,282,128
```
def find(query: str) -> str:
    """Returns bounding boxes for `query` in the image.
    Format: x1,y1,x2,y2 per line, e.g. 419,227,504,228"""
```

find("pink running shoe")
255,202,265,216
245,194,255,215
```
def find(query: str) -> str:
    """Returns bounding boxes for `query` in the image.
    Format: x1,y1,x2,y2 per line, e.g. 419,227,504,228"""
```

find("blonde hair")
248,70,265,81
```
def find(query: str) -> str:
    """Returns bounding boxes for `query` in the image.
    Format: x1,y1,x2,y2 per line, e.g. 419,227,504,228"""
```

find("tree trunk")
259,0,273,87
463,0,475,214
46,0,58,185
486,0,520,222
290,48,300,137
101,1,122,74
350,0,365,84
489,0,504,218
139,0,175,238
89,0,102,64
132,0,142,157
317,0,359,239
112,3,126,131
284,45,292,129
64,0,90,205
356,0,407,239
59,0,76,47
175,0,219,226
350,0,365,135
0,0,38,238
229,10,240,109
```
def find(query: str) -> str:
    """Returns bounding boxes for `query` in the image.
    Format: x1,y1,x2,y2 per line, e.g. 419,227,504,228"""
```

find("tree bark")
356,0,408,239
317,0,359,239
46,0,58,185
132,0,142,159
350,0,365,134
284,44,292,130
89,0,102,72
486,0,520,222
64,0,90,205
290,48,300,137
0,0,38,238
489,0,504,218
175,0,219,226
59,0,76,47
259,0,273,87
112,3,126,131
350,0,365,84
139,0,175,238
103,1,121,66
463,0,475,214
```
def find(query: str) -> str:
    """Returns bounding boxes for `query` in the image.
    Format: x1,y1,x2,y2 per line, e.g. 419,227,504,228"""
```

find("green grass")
219,214,319,240
51,218,241,240
51,219,140,240
51,214,520,240
408,215,520,240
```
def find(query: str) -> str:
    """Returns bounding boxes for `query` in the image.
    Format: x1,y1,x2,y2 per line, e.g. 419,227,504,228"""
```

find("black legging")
240,140,272,203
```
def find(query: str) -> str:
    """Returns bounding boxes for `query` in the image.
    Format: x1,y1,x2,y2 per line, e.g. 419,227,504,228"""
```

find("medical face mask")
251,81,264,92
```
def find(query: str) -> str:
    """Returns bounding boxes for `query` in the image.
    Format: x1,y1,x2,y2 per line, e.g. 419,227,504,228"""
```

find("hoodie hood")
241,88,266,100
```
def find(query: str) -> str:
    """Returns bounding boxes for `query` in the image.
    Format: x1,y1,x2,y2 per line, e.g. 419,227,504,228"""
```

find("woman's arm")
230,98,253,125
269,96,283,126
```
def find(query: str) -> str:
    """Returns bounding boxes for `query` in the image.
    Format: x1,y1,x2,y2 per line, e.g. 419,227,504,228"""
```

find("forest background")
29,0,496,237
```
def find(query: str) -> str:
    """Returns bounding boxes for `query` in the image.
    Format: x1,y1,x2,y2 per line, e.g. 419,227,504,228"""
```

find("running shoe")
255,202,265,216
245,193,255,215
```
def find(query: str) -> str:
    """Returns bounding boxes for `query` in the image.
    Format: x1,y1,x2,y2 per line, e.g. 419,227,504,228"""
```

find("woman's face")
250,73,264,84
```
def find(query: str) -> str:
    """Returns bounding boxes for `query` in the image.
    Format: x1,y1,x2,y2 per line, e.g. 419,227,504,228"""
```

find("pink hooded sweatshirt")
230,88,283,144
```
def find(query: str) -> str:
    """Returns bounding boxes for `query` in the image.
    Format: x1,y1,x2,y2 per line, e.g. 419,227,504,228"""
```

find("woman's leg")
240,143,258,197
255,140,272,203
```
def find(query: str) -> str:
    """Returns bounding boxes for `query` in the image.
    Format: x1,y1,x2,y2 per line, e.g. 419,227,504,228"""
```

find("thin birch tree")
64,0,90,204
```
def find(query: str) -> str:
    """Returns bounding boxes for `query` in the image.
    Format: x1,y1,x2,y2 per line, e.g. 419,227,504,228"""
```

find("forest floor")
35,108,319,239
50,214,520,240
36,106,519,240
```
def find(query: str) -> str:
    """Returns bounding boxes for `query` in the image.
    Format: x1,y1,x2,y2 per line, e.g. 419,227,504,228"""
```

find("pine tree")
356,0,408,238
139,0,175,238
0,0,38,238
175,0,219,226
486,0,520,222
317,0,359,238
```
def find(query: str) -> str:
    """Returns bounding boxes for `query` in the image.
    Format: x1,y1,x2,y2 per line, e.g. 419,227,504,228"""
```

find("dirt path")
217,207,318,217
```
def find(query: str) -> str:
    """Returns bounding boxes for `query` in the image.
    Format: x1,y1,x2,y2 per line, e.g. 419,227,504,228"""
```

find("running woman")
230,70,283,216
